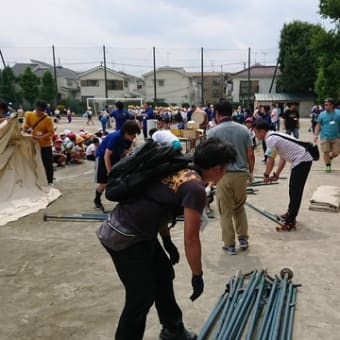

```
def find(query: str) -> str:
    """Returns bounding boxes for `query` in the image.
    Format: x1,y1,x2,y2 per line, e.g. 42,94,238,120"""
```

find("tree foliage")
40,71,56,105
277,21,325,94
17,67,39,107
0,67,18,104
319,0,340,23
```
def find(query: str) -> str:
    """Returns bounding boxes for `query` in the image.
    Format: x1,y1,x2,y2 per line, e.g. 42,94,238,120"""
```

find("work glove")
162,236,180,265
190,272,204,301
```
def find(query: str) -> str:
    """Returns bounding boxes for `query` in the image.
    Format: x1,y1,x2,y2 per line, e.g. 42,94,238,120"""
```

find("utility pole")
52,45,58,105
247,47,251,109
201,47,204,106
153,46,157,106
0,49,6,68
269,58,279,93
103,45,108,100
220,65,224,98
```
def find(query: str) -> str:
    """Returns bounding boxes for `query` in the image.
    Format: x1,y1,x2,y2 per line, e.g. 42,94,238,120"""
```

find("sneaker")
325,165,331,173
239,239,249,250
94,199,103,210
223,245,236,255
276,221,296,232
159,327,197,340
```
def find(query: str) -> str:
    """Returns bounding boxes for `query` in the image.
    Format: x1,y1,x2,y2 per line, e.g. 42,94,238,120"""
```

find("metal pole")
269,58,279,93
153,46,157,106
52,45,58,105
201,47,204,106
0,49,7,68
247,47,251,108
103,45,108,99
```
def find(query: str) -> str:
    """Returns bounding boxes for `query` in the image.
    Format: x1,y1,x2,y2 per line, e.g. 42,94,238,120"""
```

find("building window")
158,79,165,86
137,84,142,90
213,79,220,86
239,80,259,97
107,80,124,90
80,79,99,87
66,78,73,86
124,80,129,88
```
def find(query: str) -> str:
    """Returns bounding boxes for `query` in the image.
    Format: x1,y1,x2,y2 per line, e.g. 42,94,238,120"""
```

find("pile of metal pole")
197,268,300,340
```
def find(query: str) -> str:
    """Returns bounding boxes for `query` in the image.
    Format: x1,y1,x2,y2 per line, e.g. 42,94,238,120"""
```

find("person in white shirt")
149,128,182,150
254,119,313,231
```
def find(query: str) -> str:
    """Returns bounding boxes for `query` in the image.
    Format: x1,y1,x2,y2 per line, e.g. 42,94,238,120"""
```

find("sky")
1,0,332,75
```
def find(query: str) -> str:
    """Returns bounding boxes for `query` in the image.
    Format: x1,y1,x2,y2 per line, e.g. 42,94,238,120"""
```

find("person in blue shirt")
136,102,155,138
314,98,340,173
94,120,141,209
110,101,132,131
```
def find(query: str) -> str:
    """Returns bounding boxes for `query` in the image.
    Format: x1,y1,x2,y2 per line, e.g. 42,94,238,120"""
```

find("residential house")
189,71,232,104
12,59,80,101
231,64,281,105
143,66,201,106
78,65,144,103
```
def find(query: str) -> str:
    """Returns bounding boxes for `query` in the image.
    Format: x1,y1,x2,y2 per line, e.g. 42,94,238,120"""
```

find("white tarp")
309,185,340,213
0,118,61,227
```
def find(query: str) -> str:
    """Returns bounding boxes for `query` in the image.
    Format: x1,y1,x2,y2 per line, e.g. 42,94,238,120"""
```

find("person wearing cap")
110,101,132,131
207,101,255,255
313,98,340,173
52,138,67,167
23,100,55,185
97,138,237,340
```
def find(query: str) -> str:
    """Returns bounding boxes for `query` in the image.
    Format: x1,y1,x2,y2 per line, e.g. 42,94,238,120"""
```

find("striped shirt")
265,132,313,169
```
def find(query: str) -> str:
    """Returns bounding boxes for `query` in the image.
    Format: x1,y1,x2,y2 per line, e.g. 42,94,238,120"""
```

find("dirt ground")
0,117,339,340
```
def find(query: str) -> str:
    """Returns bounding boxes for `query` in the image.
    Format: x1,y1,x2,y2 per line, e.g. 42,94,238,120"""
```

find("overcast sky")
1,0,331,74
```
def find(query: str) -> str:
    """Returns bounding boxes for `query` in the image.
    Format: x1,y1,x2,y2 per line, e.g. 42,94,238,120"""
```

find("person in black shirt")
282,102,300,139
97,138,237,340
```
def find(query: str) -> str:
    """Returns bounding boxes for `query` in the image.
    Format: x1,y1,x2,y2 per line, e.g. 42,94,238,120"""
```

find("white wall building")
231,64,281,104
78,66,143,102
143,67,201,105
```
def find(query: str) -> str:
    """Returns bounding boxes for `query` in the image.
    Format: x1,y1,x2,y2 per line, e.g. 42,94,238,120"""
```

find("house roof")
11,60,78,79
77,65,126,79
189,71,231,78
232,64,281,78
143,66,192,79
255,93,315,102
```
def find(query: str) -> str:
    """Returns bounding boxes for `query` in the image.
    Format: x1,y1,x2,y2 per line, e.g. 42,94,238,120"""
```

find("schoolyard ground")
0,117,339,339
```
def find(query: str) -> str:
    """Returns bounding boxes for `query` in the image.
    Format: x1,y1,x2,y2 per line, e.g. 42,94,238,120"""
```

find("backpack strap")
269,133,306,147
31,115,47,130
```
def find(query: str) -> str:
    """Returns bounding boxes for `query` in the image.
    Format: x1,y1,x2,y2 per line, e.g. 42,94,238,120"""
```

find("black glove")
190,272,204,301
162,236,180,265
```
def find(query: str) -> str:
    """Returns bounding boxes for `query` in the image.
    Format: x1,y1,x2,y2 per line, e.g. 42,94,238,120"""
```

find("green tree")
277,21,325,94
319,0,340,24
17,67,39,107
40,71,56,105
0,67,18,104
313,0,340,100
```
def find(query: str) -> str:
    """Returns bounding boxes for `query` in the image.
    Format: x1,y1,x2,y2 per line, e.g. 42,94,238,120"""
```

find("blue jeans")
286,128,299,139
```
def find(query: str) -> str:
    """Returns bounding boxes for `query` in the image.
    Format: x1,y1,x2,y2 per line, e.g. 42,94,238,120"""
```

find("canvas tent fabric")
0,118,61,227
309,185,340,213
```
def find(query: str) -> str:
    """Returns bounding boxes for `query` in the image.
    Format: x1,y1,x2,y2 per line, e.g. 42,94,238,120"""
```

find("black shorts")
95,157,108,184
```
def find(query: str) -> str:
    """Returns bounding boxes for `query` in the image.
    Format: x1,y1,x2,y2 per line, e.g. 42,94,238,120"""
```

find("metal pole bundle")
198,268,300,340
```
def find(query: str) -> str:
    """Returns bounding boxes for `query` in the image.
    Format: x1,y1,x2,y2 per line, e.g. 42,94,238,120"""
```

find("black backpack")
105,140,192,203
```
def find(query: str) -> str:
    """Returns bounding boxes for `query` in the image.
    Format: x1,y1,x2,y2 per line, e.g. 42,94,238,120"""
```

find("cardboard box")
182,129,199,139
170,129,183,137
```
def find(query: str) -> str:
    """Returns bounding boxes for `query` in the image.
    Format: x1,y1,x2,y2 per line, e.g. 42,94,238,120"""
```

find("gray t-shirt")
207,120,252,172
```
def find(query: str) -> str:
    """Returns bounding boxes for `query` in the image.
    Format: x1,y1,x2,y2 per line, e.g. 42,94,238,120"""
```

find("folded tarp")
309,185,340,212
